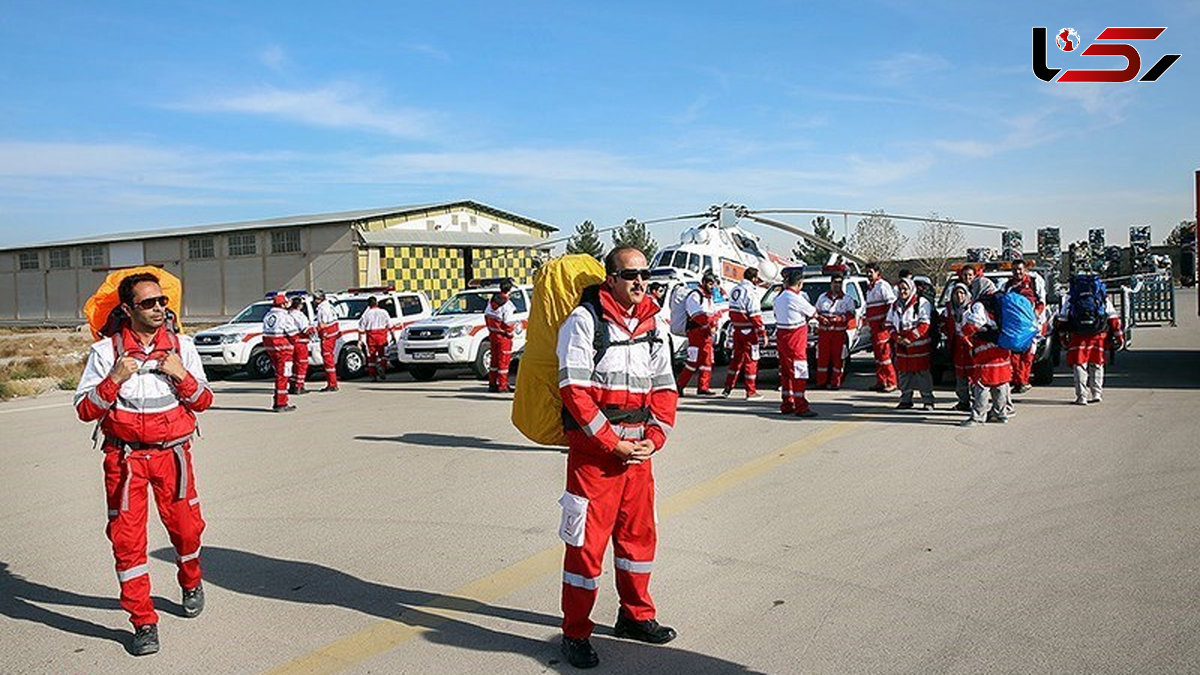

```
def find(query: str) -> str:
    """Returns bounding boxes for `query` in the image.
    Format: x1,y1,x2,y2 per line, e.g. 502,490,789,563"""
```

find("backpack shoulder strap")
577,285,610,365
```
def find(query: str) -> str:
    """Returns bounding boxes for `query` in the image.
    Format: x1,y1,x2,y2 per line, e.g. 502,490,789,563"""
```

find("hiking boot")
273,404,296,413
745,392,764,401
129,624,159,656
560,636,599,669
720,388,732,398
614,613,677,644
1072,398,1088,406
896,401,914,410
696,390,717,397
1088,397,1102,404
959,419,980,428
796,409,819,418
1014,384,1032,394
953,401,971,412
922,402,935,411
182,583,204,618
880,385,897,393
321,385,339,392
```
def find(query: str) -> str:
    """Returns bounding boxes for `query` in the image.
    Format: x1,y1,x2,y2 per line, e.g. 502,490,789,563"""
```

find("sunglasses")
132,295,170,310
612,268,651,281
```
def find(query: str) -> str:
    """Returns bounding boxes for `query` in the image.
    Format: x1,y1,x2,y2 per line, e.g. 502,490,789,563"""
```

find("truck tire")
338,345,367,380
246,347,273,379
1032,354,1055,385
408,364,438,381
714,324,731,366
473,342,491,380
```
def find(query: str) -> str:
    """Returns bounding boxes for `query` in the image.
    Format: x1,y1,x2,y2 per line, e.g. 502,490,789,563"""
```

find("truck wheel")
714,325,731,366
246,347,274,379
1032,355,1055,385
409,364,438,381
931,364,946,386
473,343,491,380
338,345,367,380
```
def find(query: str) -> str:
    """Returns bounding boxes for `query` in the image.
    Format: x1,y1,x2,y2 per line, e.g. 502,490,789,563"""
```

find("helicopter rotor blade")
747,208,1012,232
740,212,867,266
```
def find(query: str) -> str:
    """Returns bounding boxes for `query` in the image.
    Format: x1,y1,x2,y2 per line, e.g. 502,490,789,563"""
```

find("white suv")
194,288,432,379
752,267,871,366
398,285,532,381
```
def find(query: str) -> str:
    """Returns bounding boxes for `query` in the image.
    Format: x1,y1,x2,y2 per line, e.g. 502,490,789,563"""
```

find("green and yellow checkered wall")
378,245,544,306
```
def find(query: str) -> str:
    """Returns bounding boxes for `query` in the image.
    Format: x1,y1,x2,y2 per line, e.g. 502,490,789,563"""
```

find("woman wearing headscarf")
942,282,973,411
960,277,1012,426
885,278,935,410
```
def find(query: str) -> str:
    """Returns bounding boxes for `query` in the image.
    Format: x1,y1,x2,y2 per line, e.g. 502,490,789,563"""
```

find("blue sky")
0,0,1196,255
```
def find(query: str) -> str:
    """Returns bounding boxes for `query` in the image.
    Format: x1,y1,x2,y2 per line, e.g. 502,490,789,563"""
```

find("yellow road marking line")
267,422,856,674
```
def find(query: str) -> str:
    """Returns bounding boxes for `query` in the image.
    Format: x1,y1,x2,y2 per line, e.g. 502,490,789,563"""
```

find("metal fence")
1126,273,1176,326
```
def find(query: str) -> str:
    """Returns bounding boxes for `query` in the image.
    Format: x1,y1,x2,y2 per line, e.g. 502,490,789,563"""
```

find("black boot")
129,624,159,656
560,636,599,669
613,612,677,644
182,582,204,618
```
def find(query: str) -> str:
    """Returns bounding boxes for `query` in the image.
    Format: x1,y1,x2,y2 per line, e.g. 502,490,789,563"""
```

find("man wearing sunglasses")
75,272,213,656
556,247,679,668
674,270,720,396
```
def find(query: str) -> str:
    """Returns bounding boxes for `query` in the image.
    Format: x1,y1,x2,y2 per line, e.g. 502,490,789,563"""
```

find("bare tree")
849,209,908,266
911,212,965,282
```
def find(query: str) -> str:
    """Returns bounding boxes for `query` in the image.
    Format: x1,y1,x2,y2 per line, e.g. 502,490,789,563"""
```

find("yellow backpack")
511,255,605,446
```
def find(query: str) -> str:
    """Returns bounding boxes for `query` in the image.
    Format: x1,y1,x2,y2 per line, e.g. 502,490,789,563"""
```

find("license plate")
410,352,436,360
761,349,777,359
200,355,213,363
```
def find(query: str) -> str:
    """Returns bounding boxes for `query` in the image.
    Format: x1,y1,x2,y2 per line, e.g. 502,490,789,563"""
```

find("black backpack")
577,285,661,365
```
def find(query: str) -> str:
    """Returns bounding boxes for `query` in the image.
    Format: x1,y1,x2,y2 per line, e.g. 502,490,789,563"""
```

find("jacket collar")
598,286,658,336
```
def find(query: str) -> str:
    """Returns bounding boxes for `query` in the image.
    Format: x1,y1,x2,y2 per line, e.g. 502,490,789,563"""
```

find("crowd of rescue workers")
69,246,1123,663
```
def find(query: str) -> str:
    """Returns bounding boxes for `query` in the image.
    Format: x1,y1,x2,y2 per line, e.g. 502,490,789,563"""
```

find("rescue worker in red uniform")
484,279,518,393
74,272,213,656
556,247,679,669
886,278,935,410
1058,277,1123,405
863,262,898,392
722,267,766,400
262,293,298,412
358,296,393,381
960,277,1012,427
774,268,819,417
942,282,974,411
288,297,311,395
313,290,341,392
674,270,719,396
1001,259,1046,393
814,271,856,389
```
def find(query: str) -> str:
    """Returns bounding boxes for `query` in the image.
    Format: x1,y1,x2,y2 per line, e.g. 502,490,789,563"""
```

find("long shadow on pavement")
152,547,763,673
676,401,965,426
355,433,558,453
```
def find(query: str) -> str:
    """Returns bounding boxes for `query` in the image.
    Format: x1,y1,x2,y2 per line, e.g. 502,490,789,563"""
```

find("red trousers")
778,327,811,413
815,330,848,388
103,445,204,627
264,337,293,408
488,334,513,390
291,338,309,391
723,329,760,395
1010,349,1034,386
320,336,339,387
364,330,389,378
561,450,657,640
869,321,897,389
675,328,714,392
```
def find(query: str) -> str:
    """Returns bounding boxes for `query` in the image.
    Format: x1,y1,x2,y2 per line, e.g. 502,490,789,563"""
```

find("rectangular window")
18,252,39,270
80,245,105,267
49,249,71,269
227,233,257,257
398,295,424,316
188,236,215,259
271,230,301,254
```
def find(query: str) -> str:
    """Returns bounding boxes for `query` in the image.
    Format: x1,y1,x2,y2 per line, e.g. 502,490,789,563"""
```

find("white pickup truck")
398,284,532,381
193,287,433,379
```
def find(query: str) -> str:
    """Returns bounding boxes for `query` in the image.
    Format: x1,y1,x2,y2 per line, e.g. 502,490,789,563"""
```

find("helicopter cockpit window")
731,232,763,258
703,256,714,274
672,251,689,269
687,253,701,273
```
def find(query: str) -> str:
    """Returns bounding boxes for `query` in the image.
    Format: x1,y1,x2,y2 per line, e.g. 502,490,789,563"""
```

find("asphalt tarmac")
1,289,1197,674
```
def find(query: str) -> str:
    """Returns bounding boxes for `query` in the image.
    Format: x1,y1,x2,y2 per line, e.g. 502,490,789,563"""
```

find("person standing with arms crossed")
775,268,819,417
313,290,341,392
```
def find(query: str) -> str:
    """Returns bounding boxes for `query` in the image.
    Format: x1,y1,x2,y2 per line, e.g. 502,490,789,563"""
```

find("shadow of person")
153,547,763,672
354,433,554,453
0,561,127,646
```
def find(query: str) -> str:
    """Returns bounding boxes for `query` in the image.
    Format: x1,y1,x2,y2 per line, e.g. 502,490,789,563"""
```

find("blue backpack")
996,292,1037,352
1067,275,1108,335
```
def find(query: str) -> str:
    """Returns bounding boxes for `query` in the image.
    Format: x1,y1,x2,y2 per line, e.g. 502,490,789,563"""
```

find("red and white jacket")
1059,295,1122,366
728,279,765,340
75,326,212,446
962,298,1012,386
557,288,678,455
289,308,312,344
815,291,856,332
357,307,391,342
774,288,816,375
484,293,517,339
315,299,341,341
864,278,896,327
684,288,718,332
885,295,933,372
263,306,298,354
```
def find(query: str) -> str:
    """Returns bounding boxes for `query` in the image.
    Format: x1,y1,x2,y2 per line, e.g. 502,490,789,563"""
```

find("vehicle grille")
194,334,222,346
406,327,446,340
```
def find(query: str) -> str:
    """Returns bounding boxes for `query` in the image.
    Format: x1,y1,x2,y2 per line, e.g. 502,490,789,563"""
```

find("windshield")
436,291,491,316
231,302,272,324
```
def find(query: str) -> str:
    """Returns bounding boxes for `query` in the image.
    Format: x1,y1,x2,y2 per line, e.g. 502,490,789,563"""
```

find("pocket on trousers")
558,491,588,547
751,345,760,360
686,346,698,362
793,359,808,380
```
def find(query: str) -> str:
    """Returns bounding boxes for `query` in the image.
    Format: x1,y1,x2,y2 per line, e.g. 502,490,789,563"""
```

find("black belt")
105,435,193,509
562,406,651,431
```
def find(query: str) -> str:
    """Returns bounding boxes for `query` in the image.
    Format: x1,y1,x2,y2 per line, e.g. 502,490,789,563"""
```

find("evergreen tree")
791,216,847,264
565,220,605,260
611,218,658,260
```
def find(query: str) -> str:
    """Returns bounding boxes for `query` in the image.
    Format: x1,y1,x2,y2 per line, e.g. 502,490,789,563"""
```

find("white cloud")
870,52,950,85
404,43,451,62
259,45,288,71
170,83,432,139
